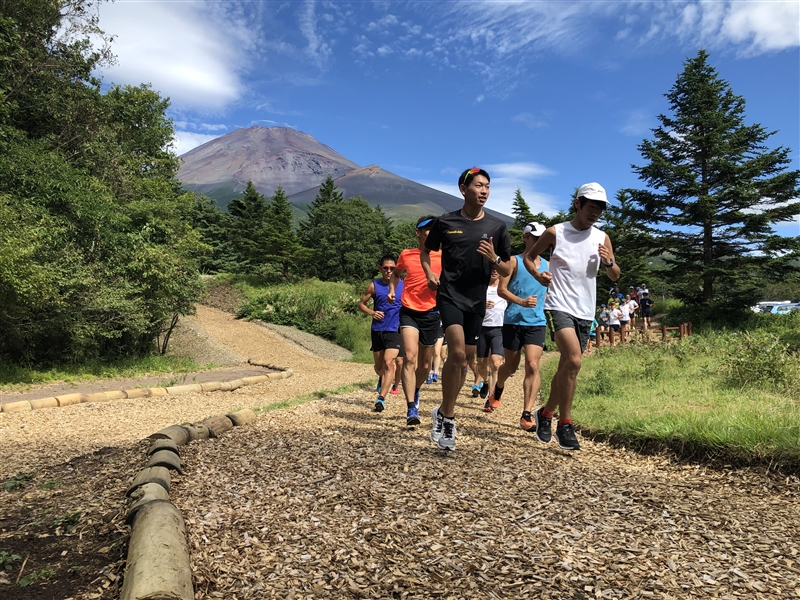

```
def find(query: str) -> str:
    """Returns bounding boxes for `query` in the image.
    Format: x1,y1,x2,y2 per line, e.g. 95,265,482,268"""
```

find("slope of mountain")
288,165,512,224
178,126,360,202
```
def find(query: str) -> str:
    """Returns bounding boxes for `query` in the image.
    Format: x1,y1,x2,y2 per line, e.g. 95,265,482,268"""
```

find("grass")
0,355,210,391
540,332,800,471
253,382,373,415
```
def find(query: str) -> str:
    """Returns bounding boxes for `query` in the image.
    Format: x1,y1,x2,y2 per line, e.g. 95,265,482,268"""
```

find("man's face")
415,227,430,244
575,198,606,226
460,175,490,207
380,261,396,279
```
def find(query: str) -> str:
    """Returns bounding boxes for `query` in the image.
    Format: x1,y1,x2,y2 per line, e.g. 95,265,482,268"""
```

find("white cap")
577,182,608,203
523,222,546,237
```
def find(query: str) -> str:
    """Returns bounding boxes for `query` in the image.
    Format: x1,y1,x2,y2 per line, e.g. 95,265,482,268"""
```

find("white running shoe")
430,406,444,443
438,416,456,451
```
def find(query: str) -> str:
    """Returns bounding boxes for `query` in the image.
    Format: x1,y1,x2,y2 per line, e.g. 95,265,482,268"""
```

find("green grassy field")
541,327,800,470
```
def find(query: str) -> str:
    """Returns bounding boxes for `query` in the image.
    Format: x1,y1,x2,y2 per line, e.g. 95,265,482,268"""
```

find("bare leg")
441,325,473,418
522,345,544,413
393,356,403,389
380,348,399,399
431,337,444,375
544,328,583,421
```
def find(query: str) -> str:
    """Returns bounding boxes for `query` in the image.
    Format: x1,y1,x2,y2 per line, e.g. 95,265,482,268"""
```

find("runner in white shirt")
625,294,638,339
476,269,507,406
608,300,622,346
619,297,631,343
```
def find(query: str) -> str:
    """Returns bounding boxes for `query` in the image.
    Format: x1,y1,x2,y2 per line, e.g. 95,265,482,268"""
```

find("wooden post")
688,322,692,336
661,324,667,341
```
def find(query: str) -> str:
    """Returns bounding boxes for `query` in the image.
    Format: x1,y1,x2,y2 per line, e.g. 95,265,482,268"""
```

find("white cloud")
512,112,549,129
299,0,333,70
484,162,555,180
173,131,219,156
475,94,485,104
377,45,393,56
96,1,254,110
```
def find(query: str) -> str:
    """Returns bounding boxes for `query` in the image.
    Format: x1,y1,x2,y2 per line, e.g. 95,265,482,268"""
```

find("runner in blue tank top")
358,255,404,412
490,223,550,432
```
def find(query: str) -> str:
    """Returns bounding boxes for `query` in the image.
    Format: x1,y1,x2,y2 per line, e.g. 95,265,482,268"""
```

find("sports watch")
494,255,502,265
603,258,615,268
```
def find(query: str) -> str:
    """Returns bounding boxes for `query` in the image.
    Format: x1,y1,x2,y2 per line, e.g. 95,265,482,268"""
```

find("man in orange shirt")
389,215,442,427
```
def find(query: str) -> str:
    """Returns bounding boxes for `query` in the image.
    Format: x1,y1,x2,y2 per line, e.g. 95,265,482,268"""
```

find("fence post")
688,322,692,336
661,324,667,341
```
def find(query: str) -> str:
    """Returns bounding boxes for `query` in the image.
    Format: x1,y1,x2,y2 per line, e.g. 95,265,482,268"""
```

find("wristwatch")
603,258,615,268
494,255,502,265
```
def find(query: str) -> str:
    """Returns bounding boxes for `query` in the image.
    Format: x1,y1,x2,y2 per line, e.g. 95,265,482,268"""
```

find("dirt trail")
1,306,798,599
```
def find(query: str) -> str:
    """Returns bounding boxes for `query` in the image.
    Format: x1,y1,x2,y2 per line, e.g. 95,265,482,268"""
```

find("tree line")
1,0,798,365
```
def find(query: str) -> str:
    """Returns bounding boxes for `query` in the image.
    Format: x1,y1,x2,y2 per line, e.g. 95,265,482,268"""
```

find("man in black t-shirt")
639,291,654,330
421,167,512,451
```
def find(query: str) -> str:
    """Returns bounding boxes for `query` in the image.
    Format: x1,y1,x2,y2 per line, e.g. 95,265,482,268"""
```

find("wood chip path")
2,305,798,599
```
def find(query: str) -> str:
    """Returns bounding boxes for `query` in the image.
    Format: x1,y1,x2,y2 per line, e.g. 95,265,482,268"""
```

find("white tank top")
482,285,506,327
544,222,606,321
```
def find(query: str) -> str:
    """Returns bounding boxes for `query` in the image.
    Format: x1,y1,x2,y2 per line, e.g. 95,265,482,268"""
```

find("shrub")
720,331,800,395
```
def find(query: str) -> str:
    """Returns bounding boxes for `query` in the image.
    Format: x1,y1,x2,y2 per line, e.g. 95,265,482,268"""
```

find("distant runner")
358,255,404,413
422,167,512,451
478,268,507,411
389,216,442,427
524,183,620,450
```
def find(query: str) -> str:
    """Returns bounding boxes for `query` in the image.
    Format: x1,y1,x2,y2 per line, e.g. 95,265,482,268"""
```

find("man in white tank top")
522,183,621,450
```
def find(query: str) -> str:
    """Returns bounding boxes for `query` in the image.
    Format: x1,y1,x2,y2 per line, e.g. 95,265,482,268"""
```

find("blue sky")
95,1,799,236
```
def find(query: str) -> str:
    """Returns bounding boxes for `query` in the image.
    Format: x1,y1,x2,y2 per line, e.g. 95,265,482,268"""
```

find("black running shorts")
399,307,440,347
545,310,592,353
370,330,402,353
438,300,483,346
477,326,504,358
502,324,546,352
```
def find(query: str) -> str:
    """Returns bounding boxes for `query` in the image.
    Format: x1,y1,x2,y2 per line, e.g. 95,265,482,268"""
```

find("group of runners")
359,167,621,452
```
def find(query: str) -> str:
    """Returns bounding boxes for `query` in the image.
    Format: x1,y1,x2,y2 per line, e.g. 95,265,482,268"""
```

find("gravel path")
2,305,798,600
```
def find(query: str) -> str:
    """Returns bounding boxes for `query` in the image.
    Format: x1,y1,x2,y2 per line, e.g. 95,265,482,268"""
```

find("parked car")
771,303,800,315
751,301,792,313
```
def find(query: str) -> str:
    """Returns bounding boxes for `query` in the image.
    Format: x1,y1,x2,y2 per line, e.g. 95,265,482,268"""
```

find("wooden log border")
0,361,293,413
121,402,265,599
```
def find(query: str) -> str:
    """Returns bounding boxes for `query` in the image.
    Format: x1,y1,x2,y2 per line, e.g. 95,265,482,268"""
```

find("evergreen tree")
263,185,305,279
511,189,535,229
300,174,344,253
189,195,241,273
311,173,344,209
629,50,800,315
228,180,269,271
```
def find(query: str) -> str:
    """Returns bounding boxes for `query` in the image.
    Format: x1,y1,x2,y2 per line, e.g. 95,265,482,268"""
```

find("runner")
358,255,404,413
422,167,512,451
477,268,507,411
523,182,621,450
388,216,442,426
488,222,549,432
639,291,654,330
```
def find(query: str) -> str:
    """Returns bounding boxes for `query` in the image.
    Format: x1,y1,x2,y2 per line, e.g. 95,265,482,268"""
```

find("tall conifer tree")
629,50,800,313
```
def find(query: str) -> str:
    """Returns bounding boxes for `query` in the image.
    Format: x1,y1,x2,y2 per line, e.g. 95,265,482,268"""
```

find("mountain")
177,125,512,224
288,165,512,224
177,126,360,203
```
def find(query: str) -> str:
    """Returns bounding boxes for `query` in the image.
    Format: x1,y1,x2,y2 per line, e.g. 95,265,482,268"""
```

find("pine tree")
263,186,304,279
629,50,800,314
511,189,535,229
228,180,269,271
300,174,344,258
311,174,343,210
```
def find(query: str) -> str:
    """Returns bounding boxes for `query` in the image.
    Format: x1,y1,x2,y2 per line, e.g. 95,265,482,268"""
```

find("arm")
477,236,512,277
388,261,405,303
497,256,537,308
357,281,383,321
598,234,621,282
420,246,439,290
523,228,556,286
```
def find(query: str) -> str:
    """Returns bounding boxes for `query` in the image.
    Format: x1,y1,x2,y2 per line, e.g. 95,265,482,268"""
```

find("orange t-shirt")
395,247,442,312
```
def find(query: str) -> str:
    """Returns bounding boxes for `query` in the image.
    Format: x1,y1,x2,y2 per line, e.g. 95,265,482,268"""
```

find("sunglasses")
381,266,395,271
461,167,481,185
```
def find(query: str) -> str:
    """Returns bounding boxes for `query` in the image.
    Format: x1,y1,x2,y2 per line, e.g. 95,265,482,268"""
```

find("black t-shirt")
640,297,654,313
425,210,511,314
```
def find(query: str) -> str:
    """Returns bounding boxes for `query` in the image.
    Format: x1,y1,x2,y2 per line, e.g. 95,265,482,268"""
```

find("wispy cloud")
299,0,334,70
96,1,258,110
620,110,652,137
173,131,220,156
512,112,549,130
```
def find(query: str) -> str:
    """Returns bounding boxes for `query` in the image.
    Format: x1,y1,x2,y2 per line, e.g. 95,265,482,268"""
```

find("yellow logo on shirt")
447,230,463,235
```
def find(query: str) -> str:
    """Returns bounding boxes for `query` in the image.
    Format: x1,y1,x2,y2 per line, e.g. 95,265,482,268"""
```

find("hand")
534,270,553,286
477,236,497,263
598,243,612,266
486,300,495,309
387,291,395,303
373,310,385,321
521,296,537,308
426,273,440,290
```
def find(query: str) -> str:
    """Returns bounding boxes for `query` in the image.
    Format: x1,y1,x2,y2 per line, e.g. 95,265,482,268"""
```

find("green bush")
720,331,800,395
238,279,372,361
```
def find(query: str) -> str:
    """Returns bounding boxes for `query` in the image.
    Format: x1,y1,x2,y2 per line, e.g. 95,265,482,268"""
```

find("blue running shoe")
425,373,433,385
374,396,385,412
432,373,439,383
471,384,481,398
413,388,420,409
406,405,420,426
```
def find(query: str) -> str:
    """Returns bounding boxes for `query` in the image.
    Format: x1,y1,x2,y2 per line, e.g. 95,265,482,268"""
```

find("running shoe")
438,417,456,451
406,405,420,426
376,381,381,394
374,396,385,412
390,385,399,395
431,373,438,383
482,398,494,413
430,406,444,443
479,382,490,399
519,412,535,432
486,392,501,411
425,373,434,385
413,388,420,409
556,423,581,450
534,407,552,444
471,384,481,397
